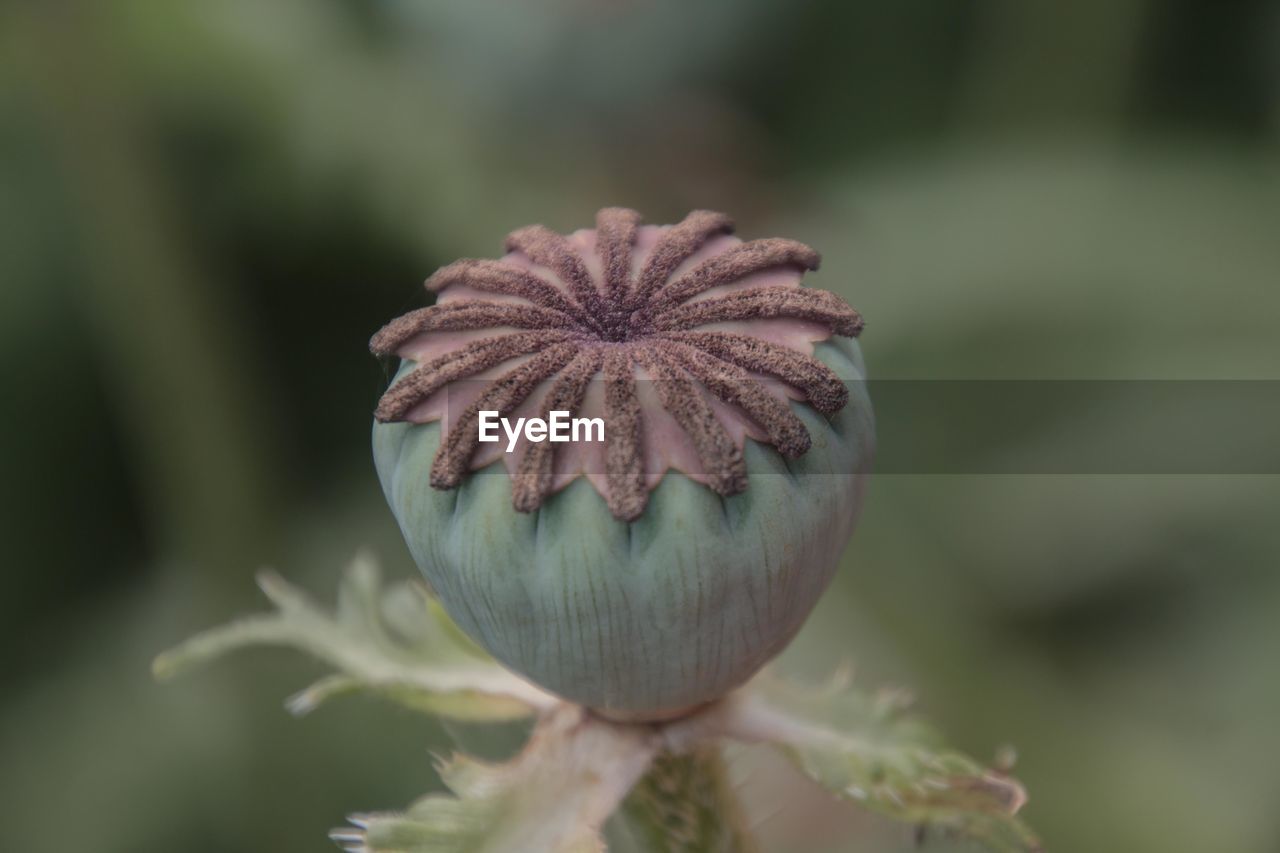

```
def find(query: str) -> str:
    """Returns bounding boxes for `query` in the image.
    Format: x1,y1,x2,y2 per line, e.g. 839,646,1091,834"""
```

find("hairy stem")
616,746,758,853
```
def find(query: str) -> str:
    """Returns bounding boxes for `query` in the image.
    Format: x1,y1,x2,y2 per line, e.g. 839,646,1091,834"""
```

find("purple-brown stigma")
370,208,863,521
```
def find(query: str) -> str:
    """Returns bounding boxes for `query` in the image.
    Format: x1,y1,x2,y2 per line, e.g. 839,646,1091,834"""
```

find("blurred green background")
2,2,1278,851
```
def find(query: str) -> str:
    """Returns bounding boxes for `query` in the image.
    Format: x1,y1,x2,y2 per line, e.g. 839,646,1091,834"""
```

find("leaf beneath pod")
716,672,1042,853
152,552,555,722
155,557,1042,852
332,704,659,853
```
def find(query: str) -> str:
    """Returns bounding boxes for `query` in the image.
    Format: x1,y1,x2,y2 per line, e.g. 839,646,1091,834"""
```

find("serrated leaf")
153,553,554,721
333,705,659,853
614,747,758,853
722,673,1042,852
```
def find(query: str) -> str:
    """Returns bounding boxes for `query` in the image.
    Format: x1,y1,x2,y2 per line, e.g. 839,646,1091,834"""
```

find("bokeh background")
2,2,1279,851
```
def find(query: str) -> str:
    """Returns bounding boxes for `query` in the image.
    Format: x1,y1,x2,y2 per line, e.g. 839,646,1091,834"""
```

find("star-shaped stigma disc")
372,208,863,521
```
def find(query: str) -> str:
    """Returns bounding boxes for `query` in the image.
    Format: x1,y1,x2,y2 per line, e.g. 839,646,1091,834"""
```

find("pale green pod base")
373,336,874,718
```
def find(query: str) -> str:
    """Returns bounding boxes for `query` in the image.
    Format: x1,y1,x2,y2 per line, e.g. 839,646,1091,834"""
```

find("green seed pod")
371,209,873,720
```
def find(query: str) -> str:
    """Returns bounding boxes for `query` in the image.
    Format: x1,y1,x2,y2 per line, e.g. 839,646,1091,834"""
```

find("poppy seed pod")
371,209,873,720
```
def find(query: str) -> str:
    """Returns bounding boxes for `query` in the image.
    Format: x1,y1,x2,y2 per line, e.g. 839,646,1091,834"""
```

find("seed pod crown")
371,208,863,521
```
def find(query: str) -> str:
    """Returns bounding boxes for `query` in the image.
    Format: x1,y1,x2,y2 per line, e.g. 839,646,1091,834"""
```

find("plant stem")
617,745,758,853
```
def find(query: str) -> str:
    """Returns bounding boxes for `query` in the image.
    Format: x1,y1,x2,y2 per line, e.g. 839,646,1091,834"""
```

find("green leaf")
153,553,554,721
332,705,659,853
155,561,1041,851
722,672,1042,852
615,747,758,853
